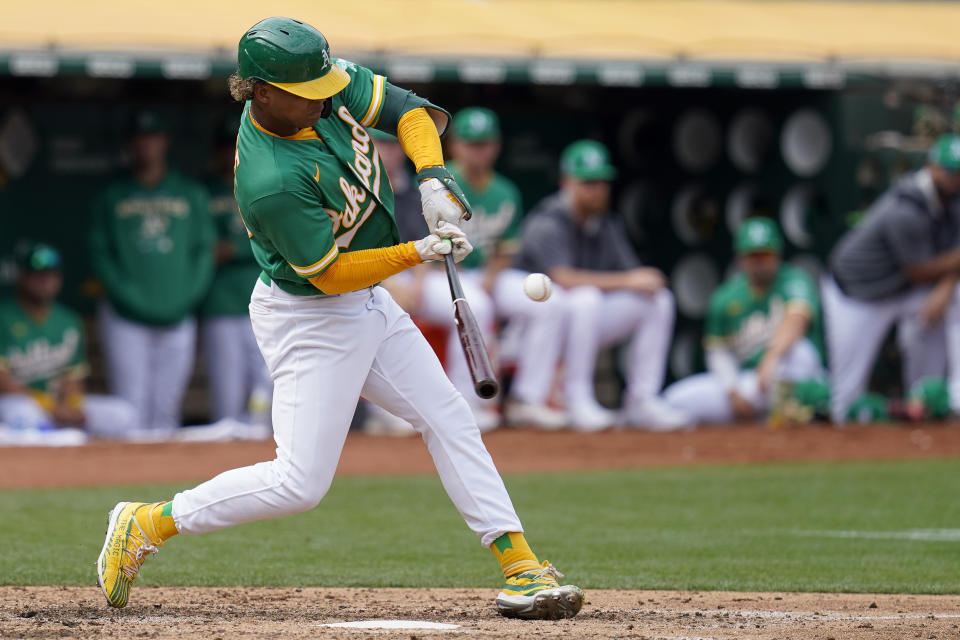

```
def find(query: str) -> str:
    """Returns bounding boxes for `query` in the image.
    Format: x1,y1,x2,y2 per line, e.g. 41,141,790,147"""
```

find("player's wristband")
416,166,473,221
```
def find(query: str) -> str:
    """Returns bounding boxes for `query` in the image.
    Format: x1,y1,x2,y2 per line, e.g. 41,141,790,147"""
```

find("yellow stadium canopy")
2,0,960,62
1,1,958,84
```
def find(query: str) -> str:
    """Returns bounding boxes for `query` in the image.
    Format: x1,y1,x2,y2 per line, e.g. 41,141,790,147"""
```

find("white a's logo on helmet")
749,224,769,243
321,48,331,67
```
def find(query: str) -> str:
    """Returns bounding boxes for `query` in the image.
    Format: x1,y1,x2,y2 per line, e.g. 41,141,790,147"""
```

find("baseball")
523,273,553,302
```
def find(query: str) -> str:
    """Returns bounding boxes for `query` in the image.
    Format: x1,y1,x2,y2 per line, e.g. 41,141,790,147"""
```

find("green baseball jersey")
235,59,402,297
199,177,262,317
448,163,522,270
89,171,215,326
0,298,86,394
704,264,823,368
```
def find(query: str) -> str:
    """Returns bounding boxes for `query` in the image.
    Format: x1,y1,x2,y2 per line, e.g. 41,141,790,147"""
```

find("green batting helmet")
238,17,350,100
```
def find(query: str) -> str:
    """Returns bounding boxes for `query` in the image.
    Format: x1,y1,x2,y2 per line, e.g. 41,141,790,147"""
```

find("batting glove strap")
416,166,473,221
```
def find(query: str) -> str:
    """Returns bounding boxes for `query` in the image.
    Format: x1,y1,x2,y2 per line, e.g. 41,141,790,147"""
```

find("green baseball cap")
928,134,960,171
14,242,62,273
735,217,783,255
560,139,617,181
451,107,500,142
128,109,170,136
238,17,350,100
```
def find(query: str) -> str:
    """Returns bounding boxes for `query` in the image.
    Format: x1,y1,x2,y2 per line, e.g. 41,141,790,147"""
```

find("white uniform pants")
0,393,139,438
821,276,960,422
563,286,675,407
100,304,196,432
171,280,523,547
663,338,824,424
202,315,272,422
417,269,496,407
493,269,569,405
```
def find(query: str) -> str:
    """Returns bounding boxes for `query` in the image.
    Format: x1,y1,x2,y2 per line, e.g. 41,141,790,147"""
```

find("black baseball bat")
442,251,499,399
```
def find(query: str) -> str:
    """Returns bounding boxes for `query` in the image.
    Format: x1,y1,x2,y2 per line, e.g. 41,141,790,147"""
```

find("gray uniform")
504,191,676,415
824,168,960,421
831,169,960,301
514,193,640,273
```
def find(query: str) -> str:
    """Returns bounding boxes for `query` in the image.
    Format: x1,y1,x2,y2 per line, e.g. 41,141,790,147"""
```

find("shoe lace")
532,561,564,582
120,520,159,580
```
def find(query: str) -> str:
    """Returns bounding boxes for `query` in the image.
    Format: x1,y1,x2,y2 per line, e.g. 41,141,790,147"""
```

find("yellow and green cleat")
496,561,583,620
96,502,164,608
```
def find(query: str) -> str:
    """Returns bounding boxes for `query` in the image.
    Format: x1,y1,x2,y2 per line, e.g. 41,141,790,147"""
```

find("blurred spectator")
89,110,215,433
512,140,687,432
199,117,271,425
0,242,137,438
663,218,825,425
825,134,960,423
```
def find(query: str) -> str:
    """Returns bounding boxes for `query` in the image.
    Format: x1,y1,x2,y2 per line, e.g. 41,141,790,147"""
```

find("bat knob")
476,380,499,399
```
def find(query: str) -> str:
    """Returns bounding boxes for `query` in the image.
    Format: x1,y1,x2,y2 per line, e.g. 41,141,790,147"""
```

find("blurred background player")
825,133,960,422
663,218,825,425
89,110,215,433
199,118,271,427
512,140,688,432
0,243,137,438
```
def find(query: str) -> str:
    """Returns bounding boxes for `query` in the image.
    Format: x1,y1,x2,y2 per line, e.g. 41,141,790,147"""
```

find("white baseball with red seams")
523,273,553,302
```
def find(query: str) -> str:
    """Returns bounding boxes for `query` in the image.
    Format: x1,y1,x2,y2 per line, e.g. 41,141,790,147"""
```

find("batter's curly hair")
228,72,259,102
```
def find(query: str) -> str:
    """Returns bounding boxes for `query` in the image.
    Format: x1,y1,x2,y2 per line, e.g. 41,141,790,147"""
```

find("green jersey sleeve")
334,59,388,129
500,182,524,242
780,268,819,314
64,308,88,378
703,289,729,344
333,59,450,137
249,190,339,280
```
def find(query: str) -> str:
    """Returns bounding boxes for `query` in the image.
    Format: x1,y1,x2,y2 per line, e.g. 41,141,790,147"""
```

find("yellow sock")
136,501,179,542
491,532,540,578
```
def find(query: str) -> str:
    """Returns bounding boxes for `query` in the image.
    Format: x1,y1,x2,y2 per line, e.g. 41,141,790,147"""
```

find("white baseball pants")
493,269,569,405
821,276,960,422
563,286,675,408
0,393,139,438
171,280,523,547
99,304,196,432
662,338,824,424
201,315,272,422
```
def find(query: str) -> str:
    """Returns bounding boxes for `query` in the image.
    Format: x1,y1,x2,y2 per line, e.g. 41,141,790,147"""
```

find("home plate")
321,620,461,631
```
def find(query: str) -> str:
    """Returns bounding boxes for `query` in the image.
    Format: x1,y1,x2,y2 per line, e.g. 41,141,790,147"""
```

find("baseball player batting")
95,17,583,621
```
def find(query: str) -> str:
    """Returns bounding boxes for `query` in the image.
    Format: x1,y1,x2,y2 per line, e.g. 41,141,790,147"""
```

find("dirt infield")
2,587,959,639
4,425,959,638
2,423,960,489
